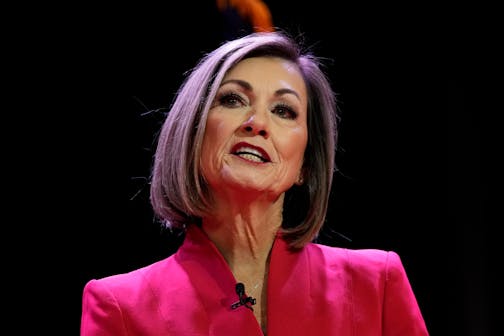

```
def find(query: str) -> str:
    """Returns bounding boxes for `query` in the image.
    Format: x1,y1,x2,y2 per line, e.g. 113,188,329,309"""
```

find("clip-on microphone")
230,282,256,311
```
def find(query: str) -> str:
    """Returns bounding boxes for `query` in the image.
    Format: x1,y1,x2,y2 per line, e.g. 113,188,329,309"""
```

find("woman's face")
200,56,308,200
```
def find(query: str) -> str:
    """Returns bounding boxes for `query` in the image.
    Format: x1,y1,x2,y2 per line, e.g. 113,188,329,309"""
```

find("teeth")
234,146,267,162
237,153,263,162
235,147,264,158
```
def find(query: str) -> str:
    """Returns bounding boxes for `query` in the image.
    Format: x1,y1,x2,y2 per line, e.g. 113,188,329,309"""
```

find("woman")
81,31,429,335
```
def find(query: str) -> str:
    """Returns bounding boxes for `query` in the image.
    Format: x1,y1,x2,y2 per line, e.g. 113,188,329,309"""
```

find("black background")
25,1,489,334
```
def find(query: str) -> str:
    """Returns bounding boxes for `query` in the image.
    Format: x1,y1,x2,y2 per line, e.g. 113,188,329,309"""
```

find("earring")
296,175,304,185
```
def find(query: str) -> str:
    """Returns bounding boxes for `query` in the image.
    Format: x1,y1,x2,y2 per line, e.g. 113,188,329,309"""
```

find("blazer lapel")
176,225,263,335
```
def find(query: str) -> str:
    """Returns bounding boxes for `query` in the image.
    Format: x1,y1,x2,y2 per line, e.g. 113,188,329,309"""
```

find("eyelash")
217,92,245,108
272,103,298,120
216,92,298,120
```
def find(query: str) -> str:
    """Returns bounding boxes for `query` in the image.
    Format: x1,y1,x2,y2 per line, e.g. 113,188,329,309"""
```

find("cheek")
201,114,236,167
202,116,225,154
280,129,308,165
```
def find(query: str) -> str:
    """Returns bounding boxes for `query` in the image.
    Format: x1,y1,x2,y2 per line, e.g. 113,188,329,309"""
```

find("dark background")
30,1,488,334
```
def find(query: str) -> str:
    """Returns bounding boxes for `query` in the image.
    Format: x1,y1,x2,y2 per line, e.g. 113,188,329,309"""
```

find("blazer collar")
175,224,309,335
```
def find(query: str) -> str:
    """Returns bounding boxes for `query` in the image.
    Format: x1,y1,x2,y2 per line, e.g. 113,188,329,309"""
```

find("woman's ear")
295,169,305,186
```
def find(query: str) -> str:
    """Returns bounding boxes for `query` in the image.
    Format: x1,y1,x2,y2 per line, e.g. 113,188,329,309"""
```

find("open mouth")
231,142,271,163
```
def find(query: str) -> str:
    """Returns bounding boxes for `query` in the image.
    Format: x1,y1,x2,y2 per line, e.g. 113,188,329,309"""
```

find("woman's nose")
240,112,270,138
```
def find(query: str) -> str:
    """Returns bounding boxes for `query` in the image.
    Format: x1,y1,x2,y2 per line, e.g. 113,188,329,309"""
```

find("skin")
199,56,308,331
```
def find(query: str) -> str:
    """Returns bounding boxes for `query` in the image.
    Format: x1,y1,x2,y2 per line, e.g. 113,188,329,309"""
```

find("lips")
231,142,271,163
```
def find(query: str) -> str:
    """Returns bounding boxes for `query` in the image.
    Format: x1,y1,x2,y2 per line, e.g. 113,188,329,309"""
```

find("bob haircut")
150,31,338,249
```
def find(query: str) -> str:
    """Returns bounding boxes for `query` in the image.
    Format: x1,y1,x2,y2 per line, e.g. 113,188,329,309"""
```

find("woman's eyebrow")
219,79,252,91
220,79,300,101
275,88,300,101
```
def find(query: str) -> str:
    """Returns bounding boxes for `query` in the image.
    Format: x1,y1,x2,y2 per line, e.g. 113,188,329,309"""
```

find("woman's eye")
218,93,245,108
272,104,297,120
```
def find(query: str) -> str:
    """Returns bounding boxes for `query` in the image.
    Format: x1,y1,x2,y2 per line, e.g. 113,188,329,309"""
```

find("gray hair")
150,31,338,249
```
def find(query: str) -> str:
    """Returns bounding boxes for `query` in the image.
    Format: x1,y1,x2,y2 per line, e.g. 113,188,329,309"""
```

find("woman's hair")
150,31,338,249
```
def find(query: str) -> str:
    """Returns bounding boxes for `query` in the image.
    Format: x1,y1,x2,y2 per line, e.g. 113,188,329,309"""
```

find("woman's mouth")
231,142,271,163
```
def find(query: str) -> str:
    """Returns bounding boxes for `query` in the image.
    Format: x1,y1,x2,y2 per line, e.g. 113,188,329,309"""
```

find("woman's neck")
201,194,283,334
201,193,283,274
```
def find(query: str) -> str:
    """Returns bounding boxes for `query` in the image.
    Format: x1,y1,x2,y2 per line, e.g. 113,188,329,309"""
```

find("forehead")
222,57,307,96
224,57,303,80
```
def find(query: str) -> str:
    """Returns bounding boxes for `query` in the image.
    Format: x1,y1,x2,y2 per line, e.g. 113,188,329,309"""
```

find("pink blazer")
81,225,429,335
